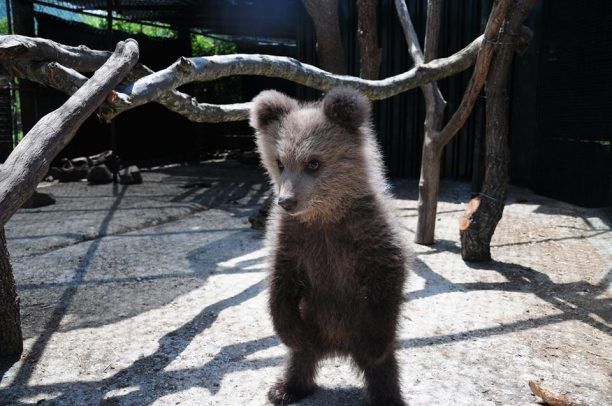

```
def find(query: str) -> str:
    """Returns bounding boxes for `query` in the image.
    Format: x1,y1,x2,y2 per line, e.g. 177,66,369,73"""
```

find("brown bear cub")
250,87,408,405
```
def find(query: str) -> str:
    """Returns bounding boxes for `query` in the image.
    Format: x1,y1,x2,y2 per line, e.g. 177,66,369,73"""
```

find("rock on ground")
0,161,610,405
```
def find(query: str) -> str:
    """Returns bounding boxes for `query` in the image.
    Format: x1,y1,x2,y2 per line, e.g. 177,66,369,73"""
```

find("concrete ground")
0,161,610,405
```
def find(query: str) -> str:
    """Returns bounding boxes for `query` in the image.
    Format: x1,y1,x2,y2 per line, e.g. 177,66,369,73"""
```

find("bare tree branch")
102,44,488,118
394,0,425,65
394,0,446,245
8,60,88,95
1,20,526,126
0,33,489,123
0,35,110,72
5,57,252,123
393,0,446,127
436,0,511,146
100,63,252,123
0,39,139,226
423,0,441,64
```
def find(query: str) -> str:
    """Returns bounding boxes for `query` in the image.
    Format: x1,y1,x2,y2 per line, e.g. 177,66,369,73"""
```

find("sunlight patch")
217,248,268,269
18,392,63,404
399,291,564,341
103,386,140,400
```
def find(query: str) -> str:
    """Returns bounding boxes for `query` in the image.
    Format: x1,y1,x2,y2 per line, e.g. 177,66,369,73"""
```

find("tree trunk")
416,142,442,244
0,227,22,360
357,0,381,79
394,0,511,245
302,0,346,74
0,40,139,358
414,0,446,245
2,5,32,359
459,51,511,261
460,0,539,261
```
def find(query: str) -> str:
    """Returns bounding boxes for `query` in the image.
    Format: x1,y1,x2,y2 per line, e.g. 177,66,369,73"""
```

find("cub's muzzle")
278,196,298,212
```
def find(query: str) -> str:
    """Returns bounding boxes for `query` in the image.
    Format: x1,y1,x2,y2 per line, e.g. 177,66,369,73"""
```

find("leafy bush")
0,17,8,34
82,16,177,39
191,34,236,56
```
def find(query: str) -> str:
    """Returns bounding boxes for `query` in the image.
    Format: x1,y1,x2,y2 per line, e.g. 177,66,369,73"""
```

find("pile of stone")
47,150,142,185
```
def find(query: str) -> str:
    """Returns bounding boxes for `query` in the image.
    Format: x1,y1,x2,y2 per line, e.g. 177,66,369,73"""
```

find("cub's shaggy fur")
250,88,408,405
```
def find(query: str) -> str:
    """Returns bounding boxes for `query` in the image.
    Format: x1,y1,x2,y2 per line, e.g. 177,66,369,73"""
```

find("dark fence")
295,0,492,183
297,0,611,207
0,86,12,161
33,13,200,164
9,0,612,206
27,13,300,166
530,0,612,207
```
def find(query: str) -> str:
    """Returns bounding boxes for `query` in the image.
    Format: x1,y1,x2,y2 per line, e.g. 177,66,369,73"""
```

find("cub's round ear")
249,90,299,131
323,87,371,129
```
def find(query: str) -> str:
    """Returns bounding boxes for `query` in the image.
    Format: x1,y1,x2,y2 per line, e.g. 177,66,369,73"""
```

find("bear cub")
250,88,408,405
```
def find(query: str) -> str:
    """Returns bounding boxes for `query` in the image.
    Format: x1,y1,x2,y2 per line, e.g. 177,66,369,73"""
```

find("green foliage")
191,34,237,56
82,16,177,39
0,17,8,34
80,16,237,55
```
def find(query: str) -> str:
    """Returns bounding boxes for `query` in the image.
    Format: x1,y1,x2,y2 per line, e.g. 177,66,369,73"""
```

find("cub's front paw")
267,379,315,405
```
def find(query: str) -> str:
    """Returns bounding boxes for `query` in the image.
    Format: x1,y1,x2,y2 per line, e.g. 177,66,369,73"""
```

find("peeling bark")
460,0,539,261
357,0,381,79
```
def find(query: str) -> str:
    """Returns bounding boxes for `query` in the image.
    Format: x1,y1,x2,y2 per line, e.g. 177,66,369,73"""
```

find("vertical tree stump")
459,0,539,261
0,227,22,360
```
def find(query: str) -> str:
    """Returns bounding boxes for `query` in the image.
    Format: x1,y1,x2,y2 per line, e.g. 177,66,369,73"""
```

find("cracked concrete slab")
1,161,610,405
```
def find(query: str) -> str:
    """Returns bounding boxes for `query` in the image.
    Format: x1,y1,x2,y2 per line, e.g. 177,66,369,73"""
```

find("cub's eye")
276,159,284,171
306,159,320,171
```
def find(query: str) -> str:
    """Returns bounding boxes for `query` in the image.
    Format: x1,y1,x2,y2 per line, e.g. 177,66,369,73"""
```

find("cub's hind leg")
355,351,404,406
268,349,320,405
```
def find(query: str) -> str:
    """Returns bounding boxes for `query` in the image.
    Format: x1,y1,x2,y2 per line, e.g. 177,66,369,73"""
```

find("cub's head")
250,87,377,223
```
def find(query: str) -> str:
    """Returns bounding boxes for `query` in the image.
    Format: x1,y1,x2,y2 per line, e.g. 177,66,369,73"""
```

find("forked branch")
0,40,139,226
1,33,489,123
435,0,511,146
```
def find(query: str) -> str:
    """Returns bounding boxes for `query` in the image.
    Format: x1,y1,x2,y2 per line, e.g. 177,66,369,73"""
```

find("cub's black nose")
278,197,297,212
